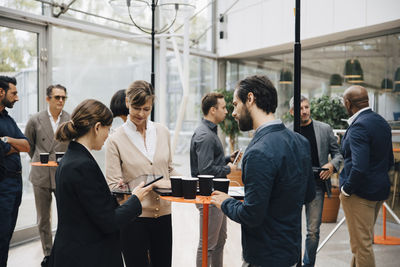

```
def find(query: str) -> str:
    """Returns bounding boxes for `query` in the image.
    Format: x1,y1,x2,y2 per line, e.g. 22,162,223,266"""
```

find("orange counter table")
160,195,211,267
31,161,58,167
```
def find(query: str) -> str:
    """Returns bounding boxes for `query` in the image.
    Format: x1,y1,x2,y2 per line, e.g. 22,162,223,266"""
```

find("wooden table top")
160,195,211,204
31,161,58,167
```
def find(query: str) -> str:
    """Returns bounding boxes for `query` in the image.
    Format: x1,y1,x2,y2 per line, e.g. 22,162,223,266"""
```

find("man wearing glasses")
24,84,70,267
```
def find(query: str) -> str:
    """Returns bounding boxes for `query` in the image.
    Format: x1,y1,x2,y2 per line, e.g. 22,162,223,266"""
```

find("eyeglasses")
51,95,67,101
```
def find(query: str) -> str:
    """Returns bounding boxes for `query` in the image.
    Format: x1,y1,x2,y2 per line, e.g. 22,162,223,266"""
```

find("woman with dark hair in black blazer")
110,89,129,123
49,99,151,267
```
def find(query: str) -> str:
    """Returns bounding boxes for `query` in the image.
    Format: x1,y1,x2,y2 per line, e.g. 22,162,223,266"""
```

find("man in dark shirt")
211,75,315,267
0,145,5,182
190,92,237,267
0,76,30,266
288,95,342,267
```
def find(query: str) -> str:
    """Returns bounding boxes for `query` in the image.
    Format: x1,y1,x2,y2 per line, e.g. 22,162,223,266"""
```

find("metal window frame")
0,16,50,245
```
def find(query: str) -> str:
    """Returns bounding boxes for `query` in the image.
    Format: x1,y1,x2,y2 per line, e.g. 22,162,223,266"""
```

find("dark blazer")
340,109,394,201
222,123,315,267
288,120,343,191
49,141,142,267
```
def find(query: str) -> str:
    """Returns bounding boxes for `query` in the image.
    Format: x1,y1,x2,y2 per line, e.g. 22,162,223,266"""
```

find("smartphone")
136,174,164,187
312,167,329,173
233,149,243,165
152,187,172,196
111,187,131,195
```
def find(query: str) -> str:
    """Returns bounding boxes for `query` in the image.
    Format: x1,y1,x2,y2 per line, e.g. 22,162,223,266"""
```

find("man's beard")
238,106,253,131
301,117,310,124
1,97,15,108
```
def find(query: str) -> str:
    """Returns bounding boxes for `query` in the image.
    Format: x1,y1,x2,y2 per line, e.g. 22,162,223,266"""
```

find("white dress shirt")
47,107,63,133
123,119,157,162
347,107,371,126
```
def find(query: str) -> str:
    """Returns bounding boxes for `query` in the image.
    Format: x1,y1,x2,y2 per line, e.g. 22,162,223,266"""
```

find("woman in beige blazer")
106,80,179,267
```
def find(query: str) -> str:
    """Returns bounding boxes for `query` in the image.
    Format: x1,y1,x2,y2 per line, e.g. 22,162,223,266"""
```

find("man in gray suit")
288,95,343,267
24,84,70,267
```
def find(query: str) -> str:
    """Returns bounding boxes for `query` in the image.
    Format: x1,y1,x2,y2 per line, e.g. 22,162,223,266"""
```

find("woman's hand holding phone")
132,181,152,201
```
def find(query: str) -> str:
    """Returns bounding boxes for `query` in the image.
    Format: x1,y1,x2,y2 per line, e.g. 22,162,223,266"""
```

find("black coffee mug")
55,152,65,164
40,153,49,164
182,177,198,199
170,176,183,197
213,178,230,193
198,175,214,196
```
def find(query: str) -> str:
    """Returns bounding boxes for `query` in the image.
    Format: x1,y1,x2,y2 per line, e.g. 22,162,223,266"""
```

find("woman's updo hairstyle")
126,80,154,107
55,99,113,142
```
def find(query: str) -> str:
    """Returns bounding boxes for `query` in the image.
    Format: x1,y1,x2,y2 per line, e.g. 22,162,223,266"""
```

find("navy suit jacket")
222,123,315,267
340,109,394,201
50,141,142,267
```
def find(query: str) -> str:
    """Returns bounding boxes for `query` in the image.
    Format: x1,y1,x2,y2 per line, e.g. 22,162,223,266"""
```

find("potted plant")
217,88,243,186
310,95,348,130
310,95,348,223
217,88,240,152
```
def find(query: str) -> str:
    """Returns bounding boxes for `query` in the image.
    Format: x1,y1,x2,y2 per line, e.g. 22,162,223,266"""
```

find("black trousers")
0,176,22,266
120,214,172,267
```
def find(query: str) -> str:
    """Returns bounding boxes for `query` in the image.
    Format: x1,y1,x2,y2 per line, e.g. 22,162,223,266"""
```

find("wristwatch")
1,137,8,143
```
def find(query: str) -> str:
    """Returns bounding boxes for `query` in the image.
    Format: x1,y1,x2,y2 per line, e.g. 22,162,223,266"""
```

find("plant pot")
227,170,243,186
321,186,340,223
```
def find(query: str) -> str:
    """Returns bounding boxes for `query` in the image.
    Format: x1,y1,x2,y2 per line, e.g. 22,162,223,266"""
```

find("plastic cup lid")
182,177,199,181
198,175,214,178
213,178,229,182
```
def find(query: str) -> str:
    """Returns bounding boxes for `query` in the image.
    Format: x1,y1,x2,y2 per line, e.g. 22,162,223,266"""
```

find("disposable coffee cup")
39,153,50,164
182,177,198,199
170,176,183,197
55,152,65,164
198,175,214,196
213,178,230,193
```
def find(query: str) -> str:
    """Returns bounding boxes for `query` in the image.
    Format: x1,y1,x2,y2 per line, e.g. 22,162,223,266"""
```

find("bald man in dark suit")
340,85,394,267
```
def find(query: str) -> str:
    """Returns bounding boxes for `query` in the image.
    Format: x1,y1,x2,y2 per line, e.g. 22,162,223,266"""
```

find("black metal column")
151,0,156,121
294,0,301,134
294,1,302,267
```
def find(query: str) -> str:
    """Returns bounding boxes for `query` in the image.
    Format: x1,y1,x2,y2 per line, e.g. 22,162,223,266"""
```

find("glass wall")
52,26,151,170
227,33,400,128
226,32,400,218
0,25,39,229
51,26,216,166
166,52,216,154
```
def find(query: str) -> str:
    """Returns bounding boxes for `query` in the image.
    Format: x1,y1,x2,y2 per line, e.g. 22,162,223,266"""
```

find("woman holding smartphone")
106,81,179,267
49,99,151,267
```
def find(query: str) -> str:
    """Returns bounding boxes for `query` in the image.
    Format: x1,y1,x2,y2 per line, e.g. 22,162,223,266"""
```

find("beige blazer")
25,110,70,189
105,123,179,218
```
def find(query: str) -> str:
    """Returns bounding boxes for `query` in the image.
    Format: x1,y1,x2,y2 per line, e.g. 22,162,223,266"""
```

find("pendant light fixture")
344,59,364,84
279,69,293,84
394,67,400,92
329,74,343,87
380,78,393,92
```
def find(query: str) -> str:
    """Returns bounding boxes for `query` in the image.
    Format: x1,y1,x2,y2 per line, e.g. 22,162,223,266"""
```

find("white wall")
217,0,400,58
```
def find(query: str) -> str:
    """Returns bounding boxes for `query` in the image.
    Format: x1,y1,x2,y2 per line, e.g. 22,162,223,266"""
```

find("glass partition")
226,32,400,219
52,26,151,171
166,52,216,154
0,25,39,230
227,33,400,128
